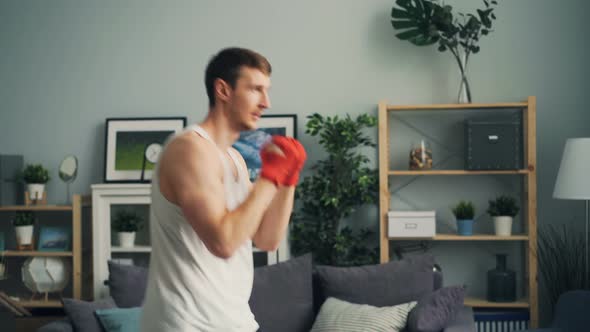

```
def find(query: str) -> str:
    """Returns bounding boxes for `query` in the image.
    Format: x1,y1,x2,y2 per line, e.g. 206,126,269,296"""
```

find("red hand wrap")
283,138,306,186
259,136,306,186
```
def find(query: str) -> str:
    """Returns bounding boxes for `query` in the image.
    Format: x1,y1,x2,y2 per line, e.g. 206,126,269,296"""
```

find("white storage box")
388,211,436,238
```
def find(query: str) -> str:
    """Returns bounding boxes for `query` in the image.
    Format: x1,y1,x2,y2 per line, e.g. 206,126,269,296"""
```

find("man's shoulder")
166,131,209,155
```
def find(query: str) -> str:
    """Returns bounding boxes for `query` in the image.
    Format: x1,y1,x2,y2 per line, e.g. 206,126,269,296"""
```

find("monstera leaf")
390,0,439,46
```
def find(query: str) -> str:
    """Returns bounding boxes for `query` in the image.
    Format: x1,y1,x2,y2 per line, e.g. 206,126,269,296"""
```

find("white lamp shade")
553,138,590,200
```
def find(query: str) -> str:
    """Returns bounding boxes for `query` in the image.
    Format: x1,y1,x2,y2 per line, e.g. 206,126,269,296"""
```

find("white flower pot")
27,184,45,200
15,225,34,245
118,232,136,248
494,216,513,236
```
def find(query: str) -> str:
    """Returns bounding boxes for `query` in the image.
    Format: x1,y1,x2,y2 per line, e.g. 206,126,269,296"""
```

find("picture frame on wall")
38,226,71,252
232,114,297,181
104,117,187,183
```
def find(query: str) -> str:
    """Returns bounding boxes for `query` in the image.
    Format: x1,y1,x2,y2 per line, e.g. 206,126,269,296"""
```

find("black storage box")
0,155,24,205
465,120,523,170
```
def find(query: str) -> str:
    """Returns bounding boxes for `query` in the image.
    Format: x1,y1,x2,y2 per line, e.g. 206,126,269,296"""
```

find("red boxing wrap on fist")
283,138,306,186
259,136,306,186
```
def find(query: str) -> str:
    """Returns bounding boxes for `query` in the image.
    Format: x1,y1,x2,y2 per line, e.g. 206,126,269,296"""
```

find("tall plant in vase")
391,0,499,103
290,113,379,267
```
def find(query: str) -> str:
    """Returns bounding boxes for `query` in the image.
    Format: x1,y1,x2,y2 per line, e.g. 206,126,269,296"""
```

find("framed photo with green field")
104,117,186,182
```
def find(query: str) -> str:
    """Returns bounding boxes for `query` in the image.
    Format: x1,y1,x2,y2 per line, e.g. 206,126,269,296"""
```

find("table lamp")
553,138,590,284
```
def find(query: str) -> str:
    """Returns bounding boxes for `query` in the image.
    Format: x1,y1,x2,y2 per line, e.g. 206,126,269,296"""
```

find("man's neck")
199,106,240,150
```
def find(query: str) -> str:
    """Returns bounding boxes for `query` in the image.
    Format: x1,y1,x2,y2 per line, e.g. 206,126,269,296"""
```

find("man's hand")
282,138,306,186
259,136,306,186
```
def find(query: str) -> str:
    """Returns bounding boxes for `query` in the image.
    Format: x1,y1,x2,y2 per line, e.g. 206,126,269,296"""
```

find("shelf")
389,234,529,241
464,296,529,308
0,205,72,211
1,251,73,257
111,245,152,253
389,170,530,176
386,102,528,111
17,300,63,308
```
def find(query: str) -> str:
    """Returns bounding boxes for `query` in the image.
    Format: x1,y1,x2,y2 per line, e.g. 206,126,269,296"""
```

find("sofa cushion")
95,307,142,332
107,261,148,308
314,254,435,308
310,297,417,332
62,297,116,332
407,285,466,332
249,253,314,332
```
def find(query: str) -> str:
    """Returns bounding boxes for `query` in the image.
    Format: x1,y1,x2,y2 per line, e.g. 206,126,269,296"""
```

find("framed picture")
104,117,187,183
233,114,297,181
38,226,71,252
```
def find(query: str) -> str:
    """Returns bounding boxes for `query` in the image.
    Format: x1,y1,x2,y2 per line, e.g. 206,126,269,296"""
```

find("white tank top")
140,125,258,332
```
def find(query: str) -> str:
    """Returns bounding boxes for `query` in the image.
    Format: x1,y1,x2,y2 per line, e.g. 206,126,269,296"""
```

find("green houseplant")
22,163,51,201
112,210,143,248
12,211,36,250
487,195,519,236
391,0,499,103
452,200,475,236
538,224,589,310
290,113,379,266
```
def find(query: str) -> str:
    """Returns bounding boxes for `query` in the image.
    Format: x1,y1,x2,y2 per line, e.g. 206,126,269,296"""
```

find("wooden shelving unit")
389,234,530,241
0,194,82,308
378,97,538,327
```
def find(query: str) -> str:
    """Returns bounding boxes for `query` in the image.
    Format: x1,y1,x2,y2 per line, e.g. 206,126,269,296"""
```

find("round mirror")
59,155,78,183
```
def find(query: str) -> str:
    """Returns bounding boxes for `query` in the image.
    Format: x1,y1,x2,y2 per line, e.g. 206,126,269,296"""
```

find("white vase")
118,232,136,248
494,216,513,236
15,225,34,245
27,183,45,200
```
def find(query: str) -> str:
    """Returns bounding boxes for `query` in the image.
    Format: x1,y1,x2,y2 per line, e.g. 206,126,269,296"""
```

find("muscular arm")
159,135,278,259
253,186,295,251
230,148,295,251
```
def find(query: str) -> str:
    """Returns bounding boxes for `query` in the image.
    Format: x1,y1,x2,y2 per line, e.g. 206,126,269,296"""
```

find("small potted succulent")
12,211,36,250
112,210,143,248
487,195,519,236
22,164,51,201
452,200,475,236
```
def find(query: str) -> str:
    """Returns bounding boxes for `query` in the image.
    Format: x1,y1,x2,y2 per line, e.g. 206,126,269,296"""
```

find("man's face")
226,67,271,131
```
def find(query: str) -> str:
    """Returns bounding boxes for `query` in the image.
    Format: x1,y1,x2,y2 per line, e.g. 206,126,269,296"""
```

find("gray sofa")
39,253,475,332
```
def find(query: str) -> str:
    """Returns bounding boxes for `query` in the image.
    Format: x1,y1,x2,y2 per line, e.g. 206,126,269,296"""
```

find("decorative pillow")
407,285,466,332
249,253,314,332
107,261,148,308
310,297,417,332
62,297,116,332
95,307,142,332
314,254,435,307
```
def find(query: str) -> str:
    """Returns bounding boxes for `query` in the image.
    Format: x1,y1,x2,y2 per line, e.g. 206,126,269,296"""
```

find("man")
140,47,306,331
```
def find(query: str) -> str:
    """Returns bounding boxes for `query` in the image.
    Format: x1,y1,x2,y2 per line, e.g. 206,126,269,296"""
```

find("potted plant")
12,211,36,250
452,200,475,236
290,113,379,266
112,210,143,248
22,164,51,201
487,195,519,236
391,0,499,103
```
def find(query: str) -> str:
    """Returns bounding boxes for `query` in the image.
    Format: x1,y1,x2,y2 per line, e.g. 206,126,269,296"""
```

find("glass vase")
487,253,516,302
457,51,472,104
409,139,433,170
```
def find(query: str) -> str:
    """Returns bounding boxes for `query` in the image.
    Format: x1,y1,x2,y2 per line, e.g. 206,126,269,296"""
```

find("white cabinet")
91,183,289,299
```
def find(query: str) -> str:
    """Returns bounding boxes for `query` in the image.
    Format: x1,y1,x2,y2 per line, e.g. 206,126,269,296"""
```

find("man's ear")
214,78,232,103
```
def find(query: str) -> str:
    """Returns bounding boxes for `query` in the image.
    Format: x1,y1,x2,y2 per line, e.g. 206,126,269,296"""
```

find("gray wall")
1,0,589,325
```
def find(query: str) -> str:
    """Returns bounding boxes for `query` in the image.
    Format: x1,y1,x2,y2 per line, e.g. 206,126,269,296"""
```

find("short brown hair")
205,47,272,107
